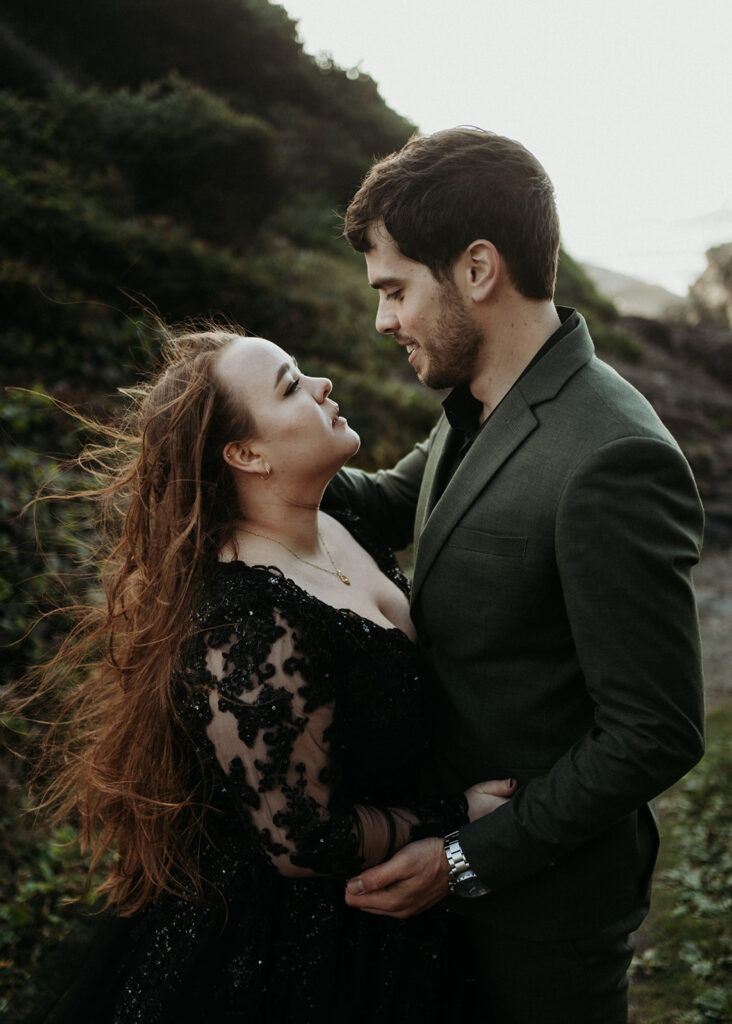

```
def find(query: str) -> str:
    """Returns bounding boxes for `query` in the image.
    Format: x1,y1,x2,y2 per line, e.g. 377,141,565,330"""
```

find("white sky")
278,0,732,295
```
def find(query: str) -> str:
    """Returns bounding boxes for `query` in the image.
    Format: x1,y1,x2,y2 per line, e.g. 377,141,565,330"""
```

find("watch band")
444,830,471,889
443,830,491,898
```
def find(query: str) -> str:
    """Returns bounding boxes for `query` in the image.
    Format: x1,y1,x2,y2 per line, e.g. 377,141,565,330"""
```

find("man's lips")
395,335,420,366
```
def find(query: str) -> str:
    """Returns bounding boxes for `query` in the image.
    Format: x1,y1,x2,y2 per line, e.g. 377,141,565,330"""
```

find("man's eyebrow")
369,277,401,292
274,356,298,387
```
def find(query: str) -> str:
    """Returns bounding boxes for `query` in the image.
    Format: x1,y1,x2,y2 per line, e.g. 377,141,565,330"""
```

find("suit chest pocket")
423,527,530,652
447,526,527,558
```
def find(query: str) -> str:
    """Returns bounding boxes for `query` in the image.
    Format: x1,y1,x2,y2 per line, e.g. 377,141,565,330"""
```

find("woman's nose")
314,376,332,401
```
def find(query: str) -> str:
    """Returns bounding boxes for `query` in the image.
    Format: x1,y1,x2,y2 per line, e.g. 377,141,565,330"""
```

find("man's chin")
420,368,463,391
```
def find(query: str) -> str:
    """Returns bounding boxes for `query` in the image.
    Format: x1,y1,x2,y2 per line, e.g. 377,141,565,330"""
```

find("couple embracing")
34,128,704,1024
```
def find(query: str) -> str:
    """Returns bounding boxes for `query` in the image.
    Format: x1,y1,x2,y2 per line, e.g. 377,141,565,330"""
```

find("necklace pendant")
337,570,351,586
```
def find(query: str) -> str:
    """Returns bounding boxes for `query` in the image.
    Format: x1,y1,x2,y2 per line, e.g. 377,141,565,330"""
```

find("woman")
27,328,514,1023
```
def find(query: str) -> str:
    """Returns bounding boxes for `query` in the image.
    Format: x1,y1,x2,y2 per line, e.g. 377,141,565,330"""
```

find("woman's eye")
284,377,301,396
387,290,402,301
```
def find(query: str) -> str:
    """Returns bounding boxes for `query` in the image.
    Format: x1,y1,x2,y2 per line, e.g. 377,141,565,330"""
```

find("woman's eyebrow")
274,356,298,388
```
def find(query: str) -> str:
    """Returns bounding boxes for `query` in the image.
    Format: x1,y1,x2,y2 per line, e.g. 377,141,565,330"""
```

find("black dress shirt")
438,307,580,490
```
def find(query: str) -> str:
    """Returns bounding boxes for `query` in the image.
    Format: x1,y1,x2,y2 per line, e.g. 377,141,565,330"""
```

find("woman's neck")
236,490,326,556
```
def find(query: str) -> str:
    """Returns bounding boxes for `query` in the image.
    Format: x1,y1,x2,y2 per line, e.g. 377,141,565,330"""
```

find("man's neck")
470,300,561,421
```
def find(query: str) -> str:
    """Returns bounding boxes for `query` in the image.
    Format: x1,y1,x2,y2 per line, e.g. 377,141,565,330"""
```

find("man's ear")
223,441,269,477
463,239,500,302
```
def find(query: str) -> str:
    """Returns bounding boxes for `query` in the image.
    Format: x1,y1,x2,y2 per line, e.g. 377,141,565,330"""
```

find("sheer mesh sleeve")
185,596,465,879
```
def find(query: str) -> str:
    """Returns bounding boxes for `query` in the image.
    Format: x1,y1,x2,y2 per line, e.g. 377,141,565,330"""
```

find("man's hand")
344,837,448,918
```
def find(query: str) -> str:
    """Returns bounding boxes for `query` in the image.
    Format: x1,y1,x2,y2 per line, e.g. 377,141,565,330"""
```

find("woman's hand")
464,778,518,821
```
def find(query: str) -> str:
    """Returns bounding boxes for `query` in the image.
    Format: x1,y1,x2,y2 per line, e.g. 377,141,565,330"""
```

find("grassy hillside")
0,0,622,403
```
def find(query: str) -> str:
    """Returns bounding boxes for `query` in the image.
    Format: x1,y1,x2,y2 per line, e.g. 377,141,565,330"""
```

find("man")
328,128,704,1023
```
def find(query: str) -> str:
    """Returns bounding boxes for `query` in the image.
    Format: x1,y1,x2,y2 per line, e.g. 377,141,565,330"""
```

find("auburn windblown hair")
24,327,255,915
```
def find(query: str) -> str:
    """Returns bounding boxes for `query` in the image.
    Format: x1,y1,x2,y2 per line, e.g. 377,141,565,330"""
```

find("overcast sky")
279,0,732,295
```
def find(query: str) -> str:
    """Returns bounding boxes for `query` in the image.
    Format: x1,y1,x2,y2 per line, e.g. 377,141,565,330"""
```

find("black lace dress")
39,513,475,1023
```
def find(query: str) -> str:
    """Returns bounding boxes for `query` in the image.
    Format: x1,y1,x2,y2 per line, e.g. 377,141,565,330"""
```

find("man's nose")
375,300,398,336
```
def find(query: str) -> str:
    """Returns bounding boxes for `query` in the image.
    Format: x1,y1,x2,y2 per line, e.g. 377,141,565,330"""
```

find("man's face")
364,225,483,390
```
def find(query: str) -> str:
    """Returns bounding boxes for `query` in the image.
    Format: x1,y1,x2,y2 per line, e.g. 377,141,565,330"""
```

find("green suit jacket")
329,312,705,940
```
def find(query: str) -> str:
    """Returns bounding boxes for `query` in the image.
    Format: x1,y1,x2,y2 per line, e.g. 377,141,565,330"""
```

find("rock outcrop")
609,316,732,544
688,243,732,330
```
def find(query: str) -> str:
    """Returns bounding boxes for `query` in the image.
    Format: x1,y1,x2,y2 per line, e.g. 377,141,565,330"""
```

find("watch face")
456,876,491,899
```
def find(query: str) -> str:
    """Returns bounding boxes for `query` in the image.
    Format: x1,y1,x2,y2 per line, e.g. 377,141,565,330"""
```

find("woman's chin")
346,431,361,458
331,433,361,474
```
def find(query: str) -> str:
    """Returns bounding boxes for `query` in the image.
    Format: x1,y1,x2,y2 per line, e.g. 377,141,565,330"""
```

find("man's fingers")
346,861,400,895
345,883,419,916
345,887,400,911
346,849,415,895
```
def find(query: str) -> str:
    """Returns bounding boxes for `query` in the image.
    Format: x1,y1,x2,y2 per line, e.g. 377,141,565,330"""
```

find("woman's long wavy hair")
24,327,255,915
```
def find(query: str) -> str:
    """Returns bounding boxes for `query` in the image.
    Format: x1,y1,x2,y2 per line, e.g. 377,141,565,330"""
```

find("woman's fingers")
464,778,518,821
473,777,518,796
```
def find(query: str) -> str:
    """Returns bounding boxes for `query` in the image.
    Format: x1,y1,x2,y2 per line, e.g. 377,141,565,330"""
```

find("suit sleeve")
324,426,437,551
460,435,705,889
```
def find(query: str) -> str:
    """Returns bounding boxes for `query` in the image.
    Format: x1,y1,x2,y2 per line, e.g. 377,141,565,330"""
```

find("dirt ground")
694,545,732,712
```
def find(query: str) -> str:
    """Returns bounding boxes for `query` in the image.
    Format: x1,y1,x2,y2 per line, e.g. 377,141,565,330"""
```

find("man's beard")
414,279,483,390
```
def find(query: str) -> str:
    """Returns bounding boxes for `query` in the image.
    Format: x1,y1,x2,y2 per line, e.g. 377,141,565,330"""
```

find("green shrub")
629,704,732,1023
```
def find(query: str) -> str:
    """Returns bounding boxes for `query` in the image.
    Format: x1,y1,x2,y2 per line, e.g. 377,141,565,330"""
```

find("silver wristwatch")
443,831,491,898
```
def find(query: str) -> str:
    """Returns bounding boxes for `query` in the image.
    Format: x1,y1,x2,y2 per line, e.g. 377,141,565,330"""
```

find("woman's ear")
223,441,270,477
464,239,500,302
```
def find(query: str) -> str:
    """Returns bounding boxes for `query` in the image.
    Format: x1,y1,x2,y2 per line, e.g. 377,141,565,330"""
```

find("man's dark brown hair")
344,127,560,300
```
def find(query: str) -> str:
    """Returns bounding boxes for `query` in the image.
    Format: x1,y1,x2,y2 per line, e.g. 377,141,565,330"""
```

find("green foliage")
0,389,100,687
39,77,277,244
555,247,643,363
0,393,102,1018
555,247,617,320
0,782,96,1016
1,0,413,215
629,703,732,1023
591,323,645,364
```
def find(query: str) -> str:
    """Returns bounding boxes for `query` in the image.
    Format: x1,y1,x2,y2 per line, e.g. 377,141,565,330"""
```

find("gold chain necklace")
236,525,351,585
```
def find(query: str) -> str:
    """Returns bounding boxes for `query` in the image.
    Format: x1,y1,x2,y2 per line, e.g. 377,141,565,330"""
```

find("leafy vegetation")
629,702,732,1023
0,0,627,395
0,735,99,1021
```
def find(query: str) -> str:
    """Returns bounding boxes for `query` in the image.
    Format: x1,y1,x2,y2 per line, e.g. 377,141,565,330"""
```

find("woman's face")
216,337,360,478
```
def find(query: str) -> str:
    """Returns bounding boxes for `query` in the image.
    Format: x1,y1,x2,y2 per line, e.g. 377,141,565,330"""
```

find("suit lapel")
413,415,453,539
411,316,595,604
411,391,538,601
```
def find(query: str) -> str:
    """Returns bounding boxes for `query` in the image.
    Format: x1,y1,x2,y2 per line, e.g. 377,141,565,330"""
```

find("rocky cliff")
609,316,732,544
688,242,732,330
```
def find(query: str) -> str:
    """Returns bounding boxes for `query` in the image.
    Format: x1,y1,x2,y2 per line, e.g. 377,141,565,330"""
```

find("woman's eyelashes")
284,376,301,397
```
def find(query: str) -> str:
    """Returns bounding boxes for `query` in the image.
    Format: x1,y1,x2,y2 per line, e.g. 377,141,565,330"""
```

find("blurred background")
0,2,730,1020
